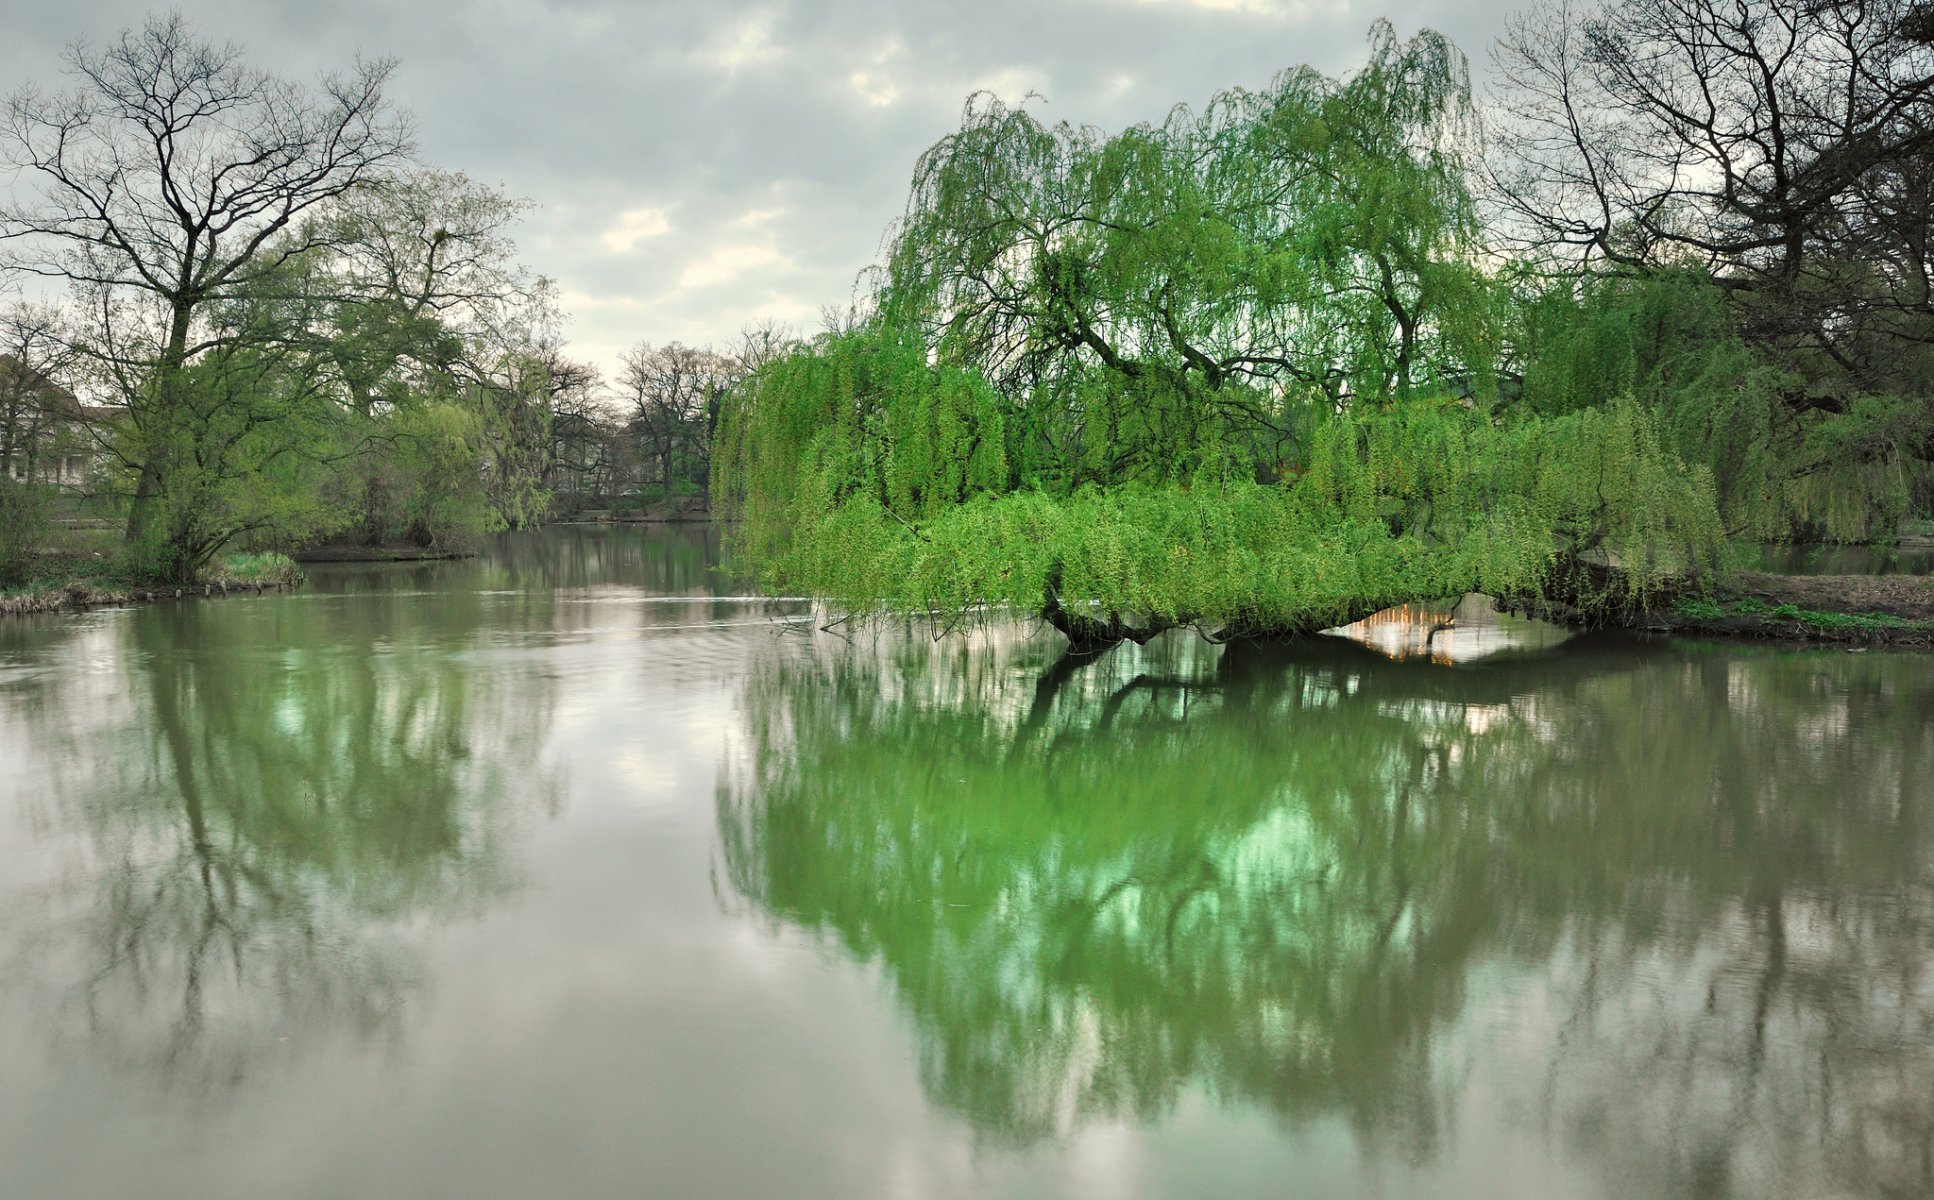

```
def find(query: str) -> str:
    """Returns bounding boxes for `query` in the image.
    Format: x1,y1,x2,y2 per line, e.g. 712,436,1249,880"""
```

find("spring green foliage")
3,15,556,583
1514,271,1931,542
84,171,563,581
0,478,50,588
879,22,1495,469
120,329,349,580
719,324,1722,632
716,26,1728,638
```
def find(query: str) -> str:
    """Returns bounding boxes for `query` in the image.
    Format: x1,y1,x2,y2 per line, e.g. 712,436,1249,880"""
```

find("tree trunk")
125,299,200,581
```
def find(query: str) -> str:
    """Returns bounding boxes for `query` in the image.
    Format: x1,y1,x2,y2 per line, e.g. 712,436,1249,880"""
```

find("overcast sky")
2,0,1518,381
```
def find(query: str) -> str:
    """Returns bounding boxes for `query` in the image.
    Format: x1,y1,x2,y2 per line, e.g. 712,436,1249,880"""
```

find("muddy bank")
1724,570,1934,619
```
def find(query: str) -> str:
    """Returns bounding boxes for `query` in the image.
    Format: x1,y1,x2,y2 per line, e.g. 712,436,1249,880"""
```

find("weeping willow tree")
1513,268,1933,542
716,24,1726,648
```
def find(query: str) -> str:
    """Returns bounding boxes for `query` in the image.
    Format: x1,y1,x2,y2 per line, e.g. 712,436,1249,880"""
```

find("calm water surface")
2,527,1931,1200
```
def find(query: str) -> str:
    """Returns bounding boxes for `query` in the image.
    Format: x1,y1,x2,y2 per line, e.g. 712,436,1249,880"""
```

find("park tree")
1490,0,1934,537
0,303,83,585
619,341,740,505
875,20,1496,490
715,25,1725,650
0,302,82,485
308,170,564,545
0,10,410,580
316,170,532,419
533,345,612,507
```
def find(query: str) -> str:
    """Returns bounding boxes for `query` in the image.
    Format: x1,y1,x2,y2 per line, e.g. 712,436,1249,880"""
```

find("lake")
2,526,1930,1199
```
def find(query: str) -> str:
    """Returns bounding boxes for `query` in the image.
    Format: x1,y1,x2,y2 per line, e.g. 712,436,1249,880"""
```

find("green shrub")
0,478,51,588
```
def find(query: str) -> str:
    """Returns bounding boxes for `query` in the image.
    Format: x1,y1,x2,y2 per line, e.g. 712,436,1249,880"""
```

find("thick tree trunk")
126,300,197,582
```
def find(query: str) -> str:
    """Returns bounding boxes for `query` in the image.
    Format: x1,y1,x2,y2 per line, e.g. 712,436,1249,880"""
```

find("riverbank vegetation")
715,2,1934,648
0,546,302,617
0,13,769,603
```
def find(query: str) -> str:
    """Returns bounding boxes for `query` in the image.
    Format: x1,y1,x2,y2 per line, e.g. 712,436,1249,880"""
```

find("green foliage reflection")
721,628,1934,1192
11,595,562,1090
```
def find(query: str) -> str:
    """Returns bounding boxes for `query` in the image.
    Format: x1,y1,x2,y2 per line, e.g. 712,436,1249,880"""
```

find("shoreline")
0,575,303,618
1636,570,1934,648
9,547,1934,653
293,544,472,564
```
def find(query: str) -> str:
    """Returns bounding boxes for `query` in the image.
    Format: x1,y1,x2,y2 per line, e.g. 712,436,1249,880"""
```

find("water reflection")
301,524,727,599
1,592,562,1093
1741,540,1934,576
721,628,1934,1195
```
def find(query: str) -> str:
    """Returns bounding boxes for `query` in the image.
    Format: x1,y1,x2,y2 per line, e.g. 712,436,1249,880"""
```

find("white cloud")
849,68,902,108
600,207,671,254
558,290,650,312
1107,0,1336,15
695,10,785,72
742,291,820,325
966,66,1051,103
678,244,791,290
729,207,786,229
848,36,907,108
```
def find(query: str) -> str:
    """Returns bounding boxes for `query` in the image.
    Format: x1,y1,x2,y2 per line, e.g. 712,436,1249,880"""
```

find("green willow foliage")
1515,270,1930,542
873,21,1496,483
718,326,1721,633
716,26,1726,640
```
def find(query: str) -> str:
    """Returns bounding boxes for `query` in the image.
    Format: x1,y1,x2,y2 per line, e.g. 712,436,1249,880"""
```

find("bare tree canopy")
1,11,412,313
1490,0,1934,378
620,341,742,502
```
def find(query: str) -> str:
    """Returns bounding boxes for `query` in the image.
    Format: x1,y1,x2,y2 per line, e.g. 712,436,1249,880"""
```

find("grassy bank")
1,550,305,618
1652,571,1934,648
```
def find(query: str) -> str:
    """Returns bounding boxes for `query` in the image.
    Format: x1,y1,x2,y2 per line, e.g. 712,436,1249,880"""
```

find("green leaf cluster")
1512,270,1931,542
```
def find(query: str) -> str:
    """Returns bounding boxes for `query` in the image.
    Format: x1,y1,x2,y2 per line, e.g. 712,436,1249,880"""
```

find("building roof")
0,355,119,423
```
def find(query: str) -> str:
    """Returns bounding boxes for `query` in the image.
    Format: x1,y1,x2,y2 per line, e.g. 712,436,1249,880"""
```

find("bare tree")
733,318,803,379
618,342,741,503
530,344,612,504
1490,0,1934,391
0,11,412,576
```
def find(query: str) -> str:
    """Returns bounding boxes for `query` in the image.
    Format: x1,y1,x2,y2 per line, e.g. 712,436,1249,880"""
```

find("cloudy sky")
3,0,1516,381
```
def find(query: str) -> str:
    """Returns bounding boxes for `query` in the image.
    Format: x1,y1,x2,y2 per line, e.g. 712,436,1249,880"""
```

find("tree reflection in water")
4,594,562,1095
720,626,1934,1197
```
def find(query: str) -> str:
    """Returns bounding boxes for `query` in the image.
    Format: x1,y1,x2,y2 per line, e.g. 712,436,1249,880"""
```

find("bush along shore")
0,551,305,618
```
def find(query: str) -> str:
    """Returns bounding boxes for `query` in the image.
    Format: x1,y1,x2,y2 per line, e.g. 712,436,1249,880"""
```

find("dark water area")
2,526,1931,1199
1740,540,1934,576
